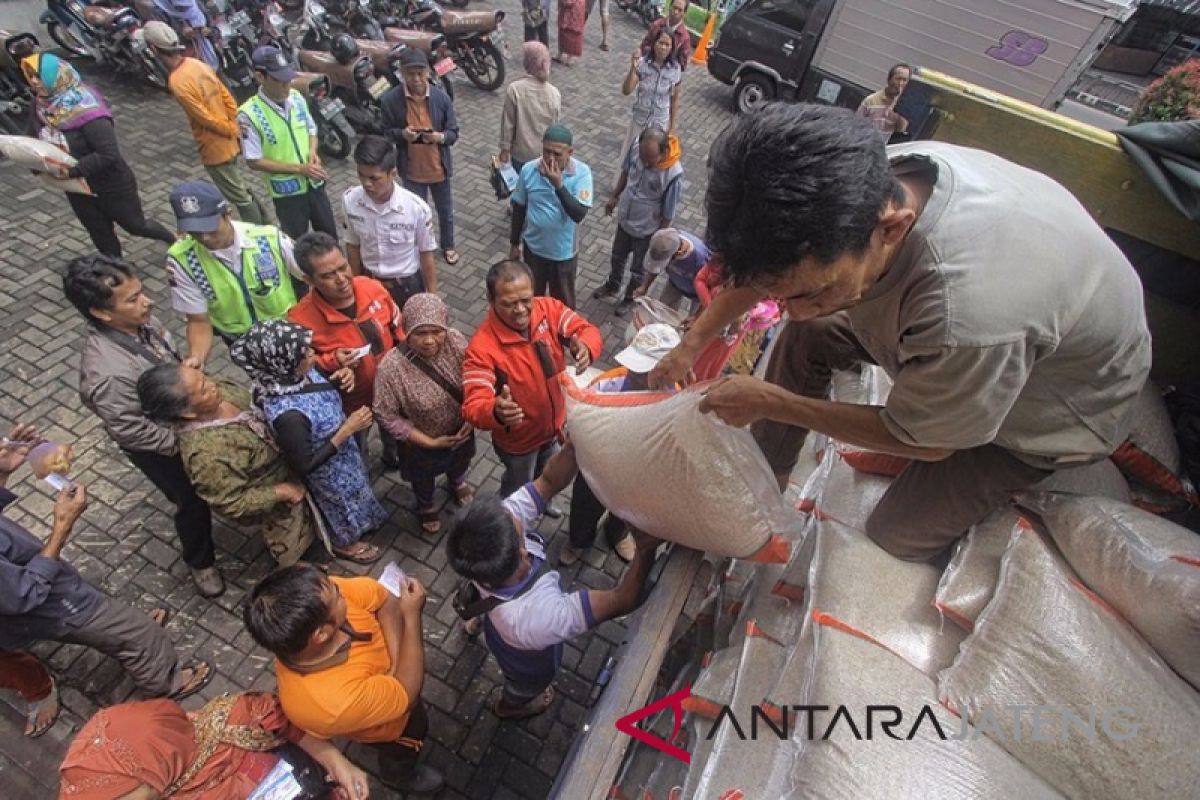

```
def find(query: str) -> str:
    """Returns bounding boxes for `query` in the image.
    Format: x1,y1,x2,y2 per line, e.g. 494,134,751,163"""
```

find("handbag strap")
404,344,464,405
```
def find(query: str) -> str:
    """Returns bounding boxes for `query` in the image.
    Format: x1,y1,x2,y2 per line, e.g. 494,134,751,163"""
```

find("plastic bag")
0,134,93,195
564,379,799,560
938,527,1200,799
934,509,1030,632
1018,492,1200,689
1031,458,1132,503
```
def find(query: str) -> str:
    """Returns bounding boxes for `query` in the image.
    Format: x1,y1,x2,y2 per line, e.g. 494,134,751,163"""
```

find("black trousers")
67,189,175,258
524,244,577,309
371,700,429,785
381,272,427,312
123,449,215,569
272,185,338,241
568,472,627,549
606,224,652,297
524,21,549,45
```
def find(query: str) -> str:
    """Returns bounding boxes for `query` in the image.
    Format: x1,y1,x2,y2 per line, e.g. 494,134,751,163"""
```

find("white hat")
143,21,185,53
614,323,682,374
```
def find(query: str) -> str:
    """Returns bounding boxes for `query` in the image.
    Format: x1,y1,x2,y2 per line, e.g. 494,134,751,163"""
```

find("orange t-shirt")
167,57,241,166
404,94,445,184
275,576,411,743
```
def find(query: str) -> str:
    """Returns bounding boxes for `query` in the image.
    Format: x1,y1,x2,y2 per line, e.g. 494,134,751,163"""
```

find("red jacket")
462,297,602,455
287,276,402,412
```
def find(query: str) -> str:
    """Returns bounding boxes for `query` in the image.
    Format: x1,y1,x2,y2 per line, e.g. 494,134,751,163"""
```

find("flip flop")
443,249,461,266
419,510,441,535
168,659,214,701
599,42,609,51
494,686,555,719
151,607,170,627
452,483,475,506
24,681,59,738
333,542,383,564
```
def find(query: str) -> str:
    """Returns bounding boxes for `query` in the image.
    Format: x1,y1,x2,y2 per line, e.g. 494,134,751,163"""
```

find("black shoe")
614,296,635,316
381,454,402,471
382,764,444,795
592,284,619,300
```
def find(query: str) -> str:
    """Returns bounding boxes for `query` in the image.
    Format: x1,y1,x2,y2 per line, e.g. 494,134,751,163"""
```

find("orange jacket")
462,297,602,455
167,57,241,166
287,276,402,412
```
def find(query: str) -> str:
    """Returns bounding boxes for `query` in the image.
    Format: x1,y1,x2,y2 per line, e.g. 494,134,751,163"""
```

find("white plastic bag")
0,134,93,194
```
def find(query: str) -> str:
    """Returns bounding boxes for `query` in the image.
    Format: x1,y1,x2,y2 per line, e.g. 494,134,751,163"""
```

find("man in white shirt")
343,135,439,311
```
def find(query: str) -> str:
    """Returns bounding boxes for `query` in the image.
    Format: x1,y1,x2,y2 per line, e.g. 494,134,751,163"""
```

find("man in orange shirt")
145,21,267,224
462,259,602,499
244,564,443,794
288,231,404,466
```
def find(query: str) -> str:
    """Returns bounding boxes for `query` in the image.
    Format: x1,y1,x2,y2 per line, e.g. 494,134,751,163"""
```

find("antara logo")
615,686,692,764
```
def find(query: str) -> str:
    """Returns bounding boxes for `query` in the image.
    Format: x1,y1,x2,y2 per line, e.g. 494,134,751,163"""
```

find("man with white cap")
166,180,301,364
238,46,338,241
633,227,711,312
144,21,267,224
562,323,681,565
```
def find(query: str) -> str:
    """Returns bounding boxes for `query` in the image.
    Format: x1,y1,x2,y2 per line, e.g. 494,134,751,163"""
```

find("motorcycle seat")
82,6,127,28
297,50,356,87
355,39,393,72
440,10,499,34
289,70,328,96
383,27,437,52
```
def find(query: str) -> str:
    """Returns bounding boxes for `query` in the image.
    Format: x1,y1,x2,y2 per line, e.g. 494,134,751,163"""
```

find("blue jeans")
494,440,560,498
403,177,455,250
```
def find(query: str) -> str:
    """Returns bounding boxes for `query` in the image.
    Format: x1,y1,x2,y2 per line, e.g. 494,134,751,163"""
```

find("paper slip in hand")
349,344,372,360
378,561,407,596
247,760,302,800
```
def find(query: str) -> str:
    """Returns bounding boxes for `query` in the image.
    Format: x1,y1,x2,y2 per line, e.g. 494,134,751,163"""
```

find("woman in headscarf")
21,53,175,258
138,362,317,566
498,42,561,174
556,0,586,65
373,294,474,535
152,0,220,70
231,320,385,563
59,692,369,799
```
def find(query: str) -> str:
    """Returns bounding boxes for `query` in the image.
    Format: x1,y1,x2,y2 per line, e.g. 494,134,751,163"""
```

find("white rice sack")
1019,492,1200,689
0,134,92,194
779,618,1060,800
807,517,965,677
564,382,800,560
829,364,892,406
1032,458,1132,503
938,528,1200,799
934,509,1030,632
814,450,893,532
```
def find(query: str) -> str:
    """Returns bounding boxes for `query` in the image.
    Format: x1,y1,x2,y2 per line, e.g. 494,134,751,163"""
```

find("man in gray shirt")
685,104,1151,561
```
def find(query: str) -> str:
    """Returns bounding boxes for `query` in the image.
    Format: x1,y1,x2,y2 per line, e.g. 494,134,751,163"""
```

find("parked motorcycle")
209,2,258,98
41,0,100,57
0,30,39,134
289,70,355,158
80,5,169,89
615,0,660,26
394,0,503,91
380,27,455,97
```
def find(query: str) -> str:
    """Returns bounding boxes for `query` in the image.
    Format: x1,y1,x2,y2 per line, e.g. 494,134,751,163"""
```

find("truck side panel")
811,0,1127,107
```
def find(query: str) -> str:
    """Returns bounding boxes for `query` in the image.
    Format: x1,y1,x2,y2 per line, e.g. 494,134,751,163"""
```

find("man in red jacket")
462,260,602,501
288,231,404,466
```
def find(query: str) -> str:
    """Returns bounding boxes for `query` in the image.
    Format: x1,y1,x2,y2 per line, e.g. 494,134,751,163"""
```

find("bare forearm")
592,546,655,622
346,244,364,276
393,611,425,699
378,596,404,671
419,252,438,293
765,394,953,462
186,316,214,364
679,286,760,353
622,70,638,95
246,157,299,174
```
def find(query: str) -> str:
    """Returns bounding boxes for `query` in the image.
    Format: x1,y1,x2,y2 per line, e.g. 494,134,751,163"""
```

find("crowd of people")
0,0,1158,795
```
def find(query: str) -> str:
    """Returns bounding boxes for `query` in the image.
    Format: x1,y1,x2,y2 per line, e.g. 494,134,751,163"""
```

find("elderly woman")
556,0,586,66
374,294,474,534
59,692,368,799
498,42,561,173
231,321,385,563
21,53,175,258
137,363,316,566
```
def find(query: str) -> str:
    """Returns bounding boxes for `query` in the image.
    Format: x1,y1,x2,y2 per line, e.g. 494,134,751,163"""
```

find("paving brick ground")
0,5,738,796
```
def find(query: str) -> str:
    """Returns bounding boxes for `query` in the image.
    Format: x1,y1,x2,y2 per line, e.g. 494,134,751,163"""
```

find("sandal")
24,681,60,738
169,659,214,700
443,249,460,266
599,42,609,51
150,607,170,627
418,510,441,535
452,483,475,506
333,542,383,564
494,686,555,719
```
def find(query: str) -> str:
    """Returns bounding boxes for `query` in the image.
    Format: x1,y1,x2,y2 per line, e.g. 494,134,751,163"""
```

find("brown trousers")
753,315,1051,561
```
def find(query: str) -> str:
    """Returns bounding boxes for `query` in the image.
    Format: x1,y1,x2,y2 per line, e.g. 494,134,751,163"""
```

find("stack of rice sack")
1108,382,1198,512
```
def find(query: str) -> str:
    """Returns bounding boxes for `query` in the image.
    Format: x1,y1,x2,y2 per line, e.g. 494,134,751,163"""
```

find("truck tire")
733,73,775,114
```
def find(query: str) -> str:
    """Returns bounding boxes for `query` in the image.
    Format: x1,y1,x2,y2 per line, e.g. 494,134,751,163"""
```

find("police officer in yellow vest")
167,180,300,365
237,46,338,241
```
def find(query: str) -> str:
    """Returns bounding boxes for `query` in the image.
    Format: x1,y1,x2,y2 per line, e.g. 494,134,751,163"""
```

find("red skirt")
558,27,584,56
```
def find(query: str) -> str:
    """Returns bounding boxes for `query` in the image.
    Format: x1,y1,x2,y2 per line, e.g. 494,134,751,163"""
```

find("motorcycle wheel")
462,39,504,91
139,48,169,91
638,3,662,25
48,21,92,58
435,72,454,102
318,118,353,160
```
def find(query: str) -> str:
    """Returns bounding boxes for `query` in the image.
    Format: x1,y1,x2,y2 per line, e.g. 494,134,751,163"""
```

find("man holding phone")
381,49,462,267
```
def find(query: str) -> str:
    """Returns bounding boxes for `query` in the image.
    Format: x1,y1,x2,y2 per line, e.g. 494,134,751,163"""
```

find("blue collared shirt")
513,158,594,262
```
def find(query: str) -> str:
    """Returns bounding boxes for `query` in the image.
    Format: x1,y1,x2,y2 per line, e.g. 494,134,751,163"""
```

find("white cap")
614,323,682,374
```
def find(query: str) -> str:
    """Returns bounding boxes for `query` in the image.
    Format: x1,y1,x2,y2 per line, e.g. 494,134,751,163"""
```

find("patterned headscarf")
229,320,313,397
21,52,112,131
522,41,551,82
402,292,450,335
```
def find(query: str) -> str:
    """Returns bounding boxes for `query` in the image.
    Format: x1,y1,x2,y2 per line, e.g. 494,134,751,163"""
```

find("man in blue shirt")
509,124,593,309
633,227,711,311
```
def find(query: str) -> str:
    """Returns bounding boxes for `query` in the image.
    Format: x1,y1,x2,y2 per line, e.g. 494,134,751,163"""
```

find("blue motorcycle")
41,0,100,57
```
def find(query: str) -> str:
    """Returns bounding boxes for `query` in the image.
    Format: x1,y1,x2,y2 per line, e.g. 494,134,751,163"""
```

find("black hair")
62,254,135,321
888,63,913,81
137,363,192,422
485,259,534,301
354,134,397,172
445,495,522,587
244,564,331,657
638,126,669,153
704,102,903,286
293,231,341,277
